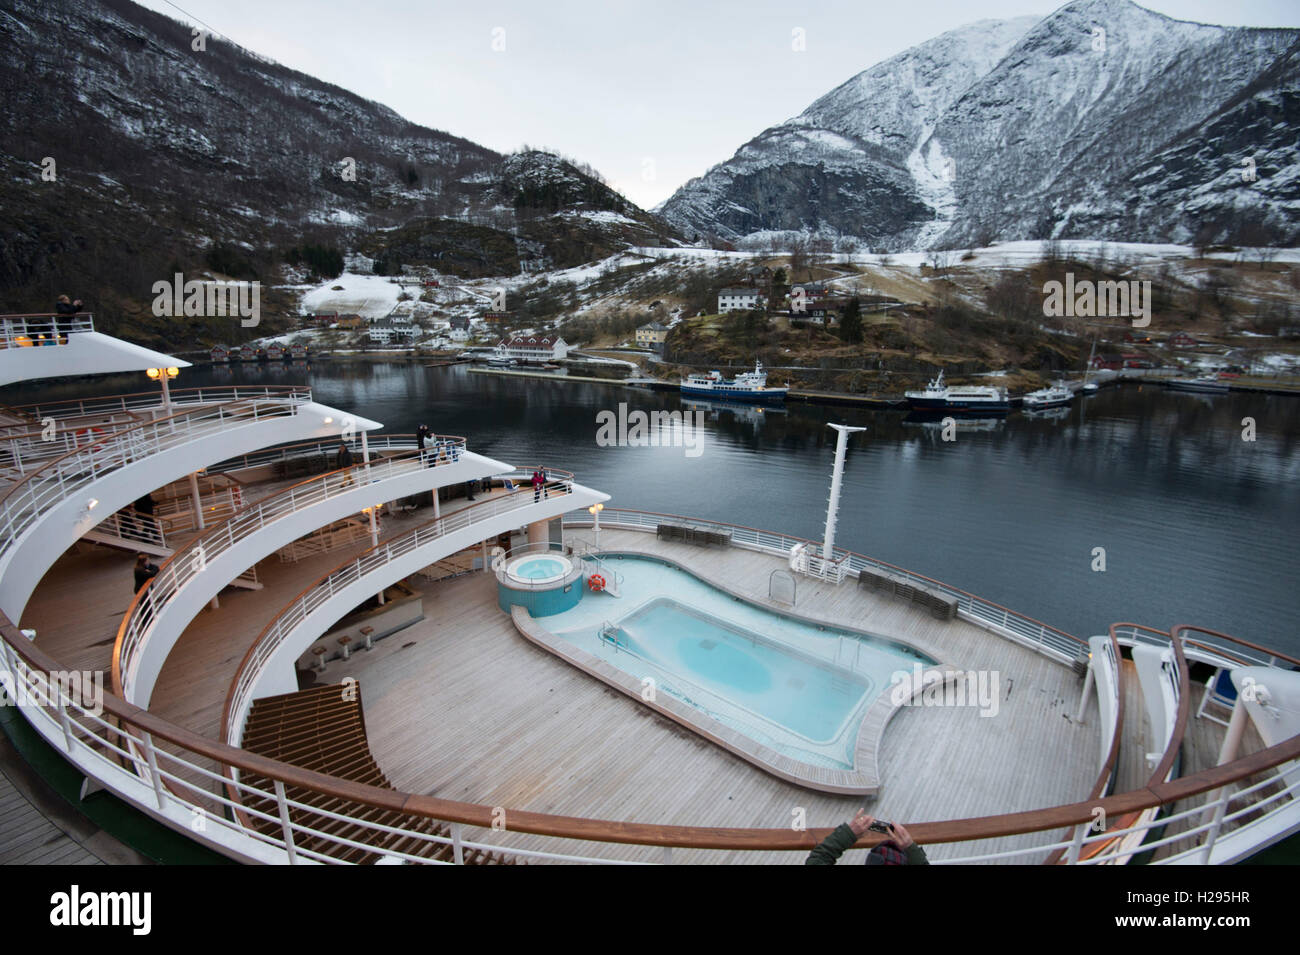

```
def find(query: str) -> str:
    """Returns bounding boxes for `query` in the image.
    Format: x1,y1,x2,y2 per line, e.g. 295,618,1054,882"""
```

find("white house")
368,318,418,345
718,288,763,313
499,334,569,362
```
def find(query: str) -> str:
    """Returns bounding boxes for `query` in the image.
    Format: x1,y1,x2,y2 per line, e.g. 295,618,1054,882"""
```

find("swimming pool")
537,553,935,770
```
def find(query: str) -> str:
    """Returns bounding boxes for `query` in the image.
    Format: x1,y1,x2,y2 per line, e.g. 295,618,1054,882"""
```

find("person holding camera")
805,809,928,865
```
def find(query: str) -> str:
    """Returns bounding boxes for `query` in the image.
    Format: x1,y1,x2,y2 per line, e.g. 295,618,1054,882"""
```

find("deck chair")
502,478,517,491
1195,668,1237,726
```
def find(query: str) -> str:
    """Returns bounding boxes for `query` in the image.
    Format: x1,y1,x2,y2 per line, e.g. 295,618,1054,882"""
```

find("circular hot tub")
505,554,572,585
497,550,583,616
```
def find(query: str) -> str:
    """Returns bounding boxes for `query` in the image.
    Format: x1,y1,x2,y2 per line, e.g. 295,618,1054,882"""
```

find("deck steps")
238,685,515,865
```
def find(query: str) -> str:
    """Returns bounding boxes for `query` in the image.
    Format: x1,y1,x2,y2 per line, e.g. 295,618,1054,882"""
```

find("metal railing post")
451,823,464,864
1198,786,1232,863
1065,822,1087,864
274,779,298,864
140,731,168,810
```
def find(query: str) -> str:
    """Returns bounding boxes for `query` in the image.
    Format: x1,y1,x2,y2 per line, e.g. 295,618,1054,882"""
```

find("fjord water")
10,360,1298,657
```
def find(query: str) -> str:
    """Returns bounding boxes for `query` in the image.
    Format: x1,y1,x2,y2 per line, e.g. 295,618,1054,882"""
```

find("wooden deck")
332,528,1109,863
18,507,1253,865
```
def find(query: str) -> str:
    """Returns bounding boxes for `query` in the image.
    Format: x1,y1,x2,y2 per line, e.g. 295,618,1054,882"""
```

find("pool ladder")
599,621,623,651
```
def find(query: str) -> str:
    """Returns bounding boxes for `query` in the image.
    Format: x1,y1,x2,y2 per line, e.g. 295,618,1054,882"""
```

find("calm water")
7,360,1299,656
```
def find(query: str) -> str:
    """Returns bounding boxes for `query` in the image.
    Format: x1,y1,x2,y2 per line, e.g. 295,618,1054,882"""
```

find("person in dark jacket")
335,441,354,487
133,554,160,594
416,424,431,466
55,295,83,315
131,492,157,542
805,810,928,865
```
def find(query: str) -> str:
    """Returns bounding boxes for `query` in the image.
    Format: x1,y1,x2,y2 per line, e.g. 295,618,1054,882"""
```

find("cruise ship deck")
2,321,1297,866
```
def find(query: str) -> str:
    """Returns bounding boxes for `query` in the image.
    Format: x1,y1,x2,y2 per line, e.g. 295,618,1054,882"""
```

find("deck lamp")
588,503,604,549
147,366,179,410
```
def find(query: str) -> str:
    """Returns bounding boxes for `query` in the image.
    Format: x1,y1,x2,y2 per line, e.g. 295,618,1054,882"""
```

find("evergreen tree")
839,297,863,344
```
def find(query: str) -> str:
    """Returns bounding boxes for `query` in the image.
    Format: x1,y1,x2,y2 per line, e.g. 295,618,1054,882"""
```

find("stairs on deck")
237,684,515,865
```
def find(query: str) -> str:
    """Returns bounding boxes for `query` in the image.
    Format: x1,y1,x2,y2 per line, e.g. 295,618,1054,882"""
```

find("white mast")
823,424,866,560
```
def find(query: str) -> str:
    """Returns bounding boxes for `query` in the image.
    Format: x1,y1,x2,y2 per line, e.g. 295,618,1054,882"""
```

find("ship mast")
823,424,866,560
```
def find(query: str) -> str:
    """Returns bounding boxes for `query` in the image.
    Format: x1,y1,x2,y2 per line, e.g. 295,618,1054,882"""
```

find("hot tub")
496,550,583,616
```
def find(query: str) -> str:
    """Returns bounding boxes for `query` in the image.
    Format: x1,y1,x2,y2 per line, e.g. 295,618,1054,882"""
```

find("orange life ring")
76,427,105,451
588,574,606,592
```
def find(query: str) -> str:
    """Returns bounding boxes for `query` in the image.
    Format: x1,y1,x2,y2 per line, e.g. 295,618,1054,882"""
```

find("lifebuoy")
588,574,606,592
76,427,105,451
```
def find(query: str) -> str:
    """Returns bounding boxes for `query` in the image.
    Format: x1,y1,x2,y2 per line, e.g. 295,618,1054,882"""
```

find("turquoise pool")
540,553,935,769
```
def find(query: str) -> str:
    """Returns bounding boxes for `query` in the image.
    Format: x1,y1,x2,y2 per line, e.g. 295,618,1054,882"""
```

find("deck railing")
0,396,311,570
562,507,1087,662
205,434,418,473
113,440,467,700
0,312,94,349
7,385,311,422
222,471,576,750
2,608,1297,865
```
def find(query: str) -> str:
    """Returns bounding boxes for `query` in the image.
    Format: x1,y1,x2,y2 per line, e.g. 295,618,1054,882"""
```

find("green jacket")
804,823,930,865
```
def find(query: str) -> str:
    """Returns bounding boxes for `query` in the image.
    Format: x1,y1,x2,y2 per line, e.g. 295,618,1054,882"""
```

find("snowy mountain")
0,0,678,327
658,0,1299,250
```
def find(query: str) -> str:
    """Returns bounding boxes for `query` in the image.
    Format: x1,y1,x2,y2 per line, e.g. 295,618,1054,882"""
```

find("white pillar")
188,472,219,611
823,424,866,561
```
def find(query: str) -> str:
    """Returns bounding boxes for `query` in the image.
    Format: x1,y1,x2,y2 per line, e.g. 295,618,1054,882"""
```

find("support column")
189,472,218,611
526,520,548,546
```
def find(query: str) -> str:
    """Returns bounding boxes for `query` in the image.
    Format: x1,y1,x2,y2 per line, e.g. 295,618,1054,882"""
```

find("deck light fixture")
588,503,604,548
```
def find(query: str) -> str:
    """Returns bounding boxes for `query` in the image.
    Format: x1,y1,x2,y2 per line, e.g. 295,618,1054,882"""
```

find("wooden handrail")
219,470,577,742
1175,623,1300,669
5,611,1299,854
7,384,309,414
1044,625,1129,864
0,396,298,511
110,445,435,696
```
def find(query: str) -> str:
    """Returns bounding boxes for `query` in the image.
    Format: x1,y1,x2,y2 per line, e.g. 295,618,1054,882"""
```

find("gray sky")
134,0,1300,210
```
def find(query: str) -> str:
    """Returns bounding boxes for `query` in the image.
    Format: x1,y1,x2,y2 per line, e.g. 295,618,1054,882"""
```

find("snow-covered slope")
659,0,1299,250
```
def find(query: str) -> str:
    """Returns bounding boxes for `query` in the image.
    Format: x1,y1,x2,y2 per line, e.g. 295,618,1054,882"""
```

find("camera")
867,820,893,833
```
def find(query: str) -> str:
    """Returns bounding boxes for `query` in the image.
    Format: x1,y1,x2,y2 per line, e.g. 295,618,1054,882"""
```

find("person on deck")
805,811,928,866
133,554,160,594
335,441,354,487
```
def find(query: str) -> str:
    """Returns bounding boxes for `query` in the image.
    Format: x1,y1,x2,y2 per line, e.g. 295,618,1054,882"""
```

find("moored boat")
209,343,229,363
1168,375,1229,394
680,360,788,404
905,370,1009,413
1021,381,1073,410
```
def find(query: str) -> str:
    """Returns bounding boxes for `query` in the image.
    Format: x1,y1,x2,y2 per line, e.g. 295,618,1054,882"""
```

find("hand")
890,820,915,849
847,809,873,837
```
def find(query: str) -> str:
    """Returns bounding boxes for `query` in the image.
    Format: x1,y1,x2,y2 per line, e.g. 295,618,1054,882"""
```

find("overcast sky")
133,0,1300,210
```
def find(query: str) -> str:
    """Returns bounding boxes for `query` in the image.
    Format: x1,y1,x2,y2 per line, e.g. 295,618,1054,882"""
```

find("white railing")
86,509,169,550
0,313,94,349
225,474,575,749
3,623,1296,866
0,396,312,567
9,385,311,423
493,541,588,592
115,441,467,699
276,518,374,562
563,508,1087,662
205,434,418,473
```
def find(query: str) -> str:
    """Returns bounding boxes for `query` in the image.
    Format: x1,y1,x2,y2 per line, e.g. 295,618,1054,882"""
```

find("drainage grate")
699,639,717,650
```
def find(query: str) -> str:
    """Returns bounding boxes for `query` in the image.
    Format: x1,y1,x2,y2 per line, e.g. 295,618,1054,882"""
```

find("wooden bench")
857,566,959,620
656,522,732,548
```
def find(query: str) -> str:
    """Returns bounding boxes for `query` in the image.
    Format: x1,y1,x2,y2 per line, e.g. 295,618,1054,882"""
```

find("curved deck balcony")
115,437,509,708
0,313,192,387
0,391,377,621
222,470,608,750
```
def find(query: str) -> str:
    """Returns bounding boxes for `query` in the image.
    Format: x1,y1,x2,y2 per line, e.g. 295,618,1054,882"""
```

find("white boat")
1021,381,1073,410
680,360,788,404
1168,375,1229,394
905,370,1010,413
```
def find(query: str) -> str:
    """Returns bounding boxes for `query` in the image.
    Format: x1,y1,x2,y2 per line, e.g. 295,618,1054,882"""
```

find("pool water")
513,557,564,580
543,554,935,769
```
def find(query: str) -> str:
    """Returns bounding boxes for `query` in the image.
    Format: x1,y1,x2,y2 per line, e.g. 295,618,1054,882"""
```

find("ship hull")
906,397,1010,413
680,384,788,404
